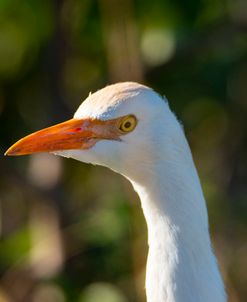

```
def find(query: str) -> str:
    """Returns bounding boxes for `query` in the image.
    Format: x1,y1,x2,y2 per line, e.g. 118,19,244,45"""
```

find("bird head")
6,82,182,181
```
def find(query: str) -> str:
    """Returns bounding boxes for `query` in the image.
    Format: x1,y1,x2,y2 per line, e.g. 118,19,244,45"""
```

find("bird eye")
118,115,137,133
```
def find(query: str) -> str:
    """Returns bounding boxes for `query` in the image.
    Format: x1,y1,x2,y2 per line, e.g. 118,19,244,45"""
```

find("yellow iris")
118,115,137,133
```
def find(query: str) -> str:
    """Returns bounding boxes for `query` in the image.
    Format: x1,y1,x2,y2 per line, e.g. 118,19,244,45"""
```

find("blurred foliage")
0,0,247,301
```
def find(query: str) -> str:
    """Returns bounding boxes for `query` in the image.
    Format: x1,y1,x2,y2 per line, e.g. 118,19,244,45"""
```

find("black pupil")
124,121,131,128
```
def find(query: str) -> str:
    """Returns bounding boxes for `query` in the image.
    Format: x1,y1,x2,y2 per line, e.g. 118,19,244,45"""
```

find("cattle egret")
6,82,226,302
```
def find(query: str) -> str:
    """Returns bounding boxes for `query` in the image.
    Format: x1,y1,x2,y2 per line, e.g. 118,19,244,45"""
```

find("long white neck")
130,156,226,302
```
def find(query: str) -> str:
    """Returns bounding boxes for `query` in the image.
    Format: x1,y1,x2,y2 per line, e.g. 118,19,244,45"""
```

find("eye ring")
118,115,137,133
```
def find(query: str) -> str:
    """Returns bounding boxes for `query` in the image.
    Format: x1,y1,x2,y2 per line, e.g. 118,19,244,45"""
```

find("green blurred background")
0,0,247,301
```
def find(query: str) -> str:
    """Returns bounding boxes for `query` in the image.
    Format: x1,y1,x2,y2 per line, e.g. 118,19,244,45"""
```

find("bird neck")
130,159,226,302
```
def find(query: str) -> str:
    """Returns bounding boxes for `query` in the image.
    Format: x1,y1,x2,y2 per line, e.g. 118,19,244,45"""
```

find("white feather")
57,82,226,302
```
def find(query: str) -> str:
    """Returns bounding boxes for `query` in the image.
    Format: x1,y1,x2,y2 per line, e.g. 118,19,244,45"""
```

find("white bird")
6,82,226,302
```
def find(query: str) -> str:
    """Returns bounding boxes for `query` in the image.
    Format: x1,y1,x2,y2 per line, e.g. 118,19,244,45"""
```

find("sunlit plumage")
6,82,226,302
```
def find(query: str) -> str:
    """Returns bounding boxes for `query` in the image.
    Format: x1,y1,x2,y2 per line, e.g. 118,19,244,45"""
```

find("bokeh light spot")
79,282,127,302
28,154,62,189
141,28,175,66
32,284,65,302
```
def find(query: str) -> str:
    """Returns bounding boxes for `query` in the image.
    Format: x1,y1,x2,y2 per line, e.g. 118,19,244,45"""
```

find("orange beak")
5,117,121,156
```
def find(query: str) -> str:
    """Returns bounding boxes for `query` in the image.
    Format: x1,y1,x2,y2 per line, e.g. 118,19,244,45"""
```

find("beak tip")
5,148,14,156
4,145,21,156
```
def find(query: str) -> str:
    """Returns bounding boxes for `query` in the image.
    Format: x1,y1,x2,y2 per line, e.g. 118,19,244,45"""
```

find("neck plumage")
130,157,226,302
